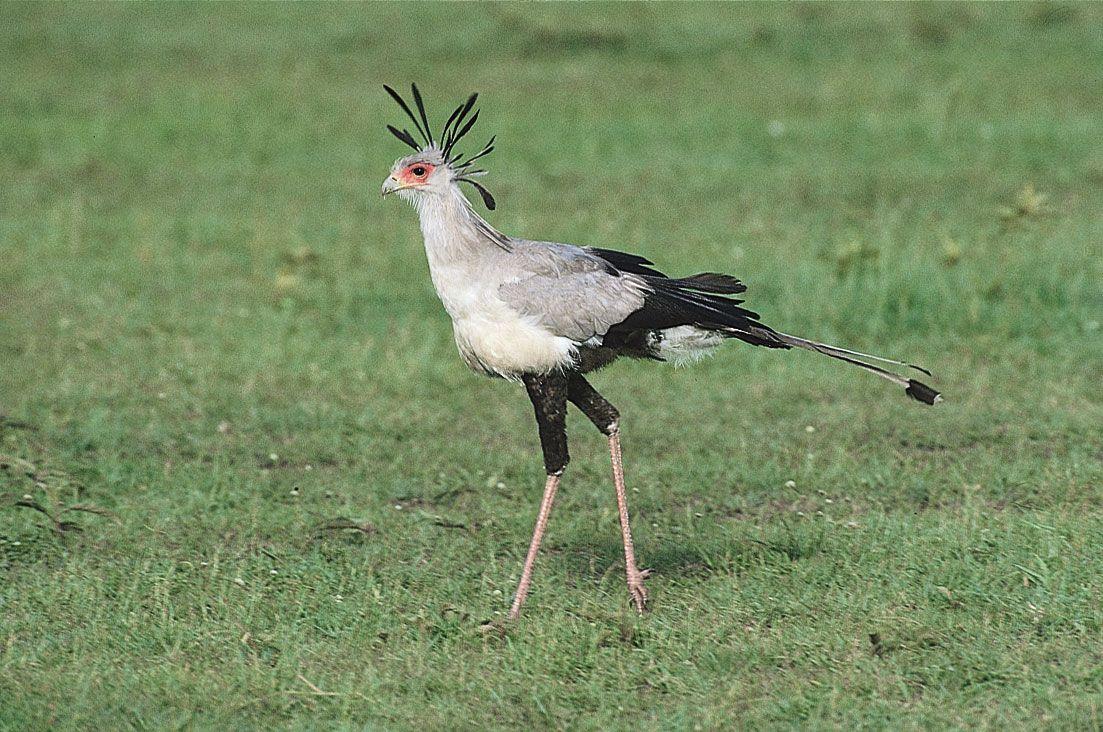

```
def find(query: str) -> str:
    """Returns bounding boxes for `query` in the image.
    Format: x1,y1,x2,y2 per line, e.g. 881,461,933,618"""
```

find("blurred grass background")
2,3,1102,729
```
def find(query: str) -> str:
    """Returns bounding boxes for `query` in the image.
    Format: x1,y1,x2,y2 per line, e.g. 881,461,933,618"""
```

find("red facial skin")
397,162,435,186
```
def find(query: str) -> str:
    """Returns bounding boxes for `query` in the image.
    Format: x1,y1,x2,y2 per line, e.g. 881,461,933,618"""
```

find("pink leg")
508,474,561,620
608,430,649,613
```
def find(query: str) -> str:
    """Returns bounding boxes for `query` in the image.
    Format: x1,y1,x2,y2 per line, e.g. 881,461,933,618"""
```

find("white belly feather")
429,259,577,379
452,304,577,378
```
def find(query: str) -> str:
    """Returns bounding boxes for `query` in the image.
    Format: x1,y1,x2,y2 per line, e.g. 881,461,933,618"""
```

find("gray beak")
381,176,400,197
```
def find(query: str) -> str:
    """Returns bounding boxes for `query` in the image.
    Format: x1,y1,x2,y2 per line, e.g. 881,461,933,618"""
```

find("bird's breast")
425,261,576,378
418,220,577,377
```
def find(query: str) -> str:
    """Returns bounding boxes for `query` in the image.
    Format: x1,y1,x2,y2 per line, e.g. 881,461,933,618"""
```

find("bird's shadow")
554,532,756,582
552,512,829,583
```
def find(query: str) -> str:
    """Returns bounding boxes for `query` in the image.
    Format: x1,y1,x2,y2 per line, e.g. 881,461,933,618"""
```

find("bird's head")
381,84,497,211
381,148,450,204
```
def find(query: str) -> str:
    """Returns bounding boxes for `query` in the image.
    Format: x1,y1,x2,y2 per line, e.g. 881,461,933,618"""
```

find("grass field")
2,3,1103,729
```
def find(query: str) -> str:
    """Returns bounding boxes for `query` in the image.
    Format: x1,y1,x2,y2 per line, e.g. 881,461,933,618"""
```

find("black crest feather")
383,84,431,146
385,84,498,210
443,93,478,156
386,124,420,151
457,178,496,210
409,83,433,146
446,110,480,159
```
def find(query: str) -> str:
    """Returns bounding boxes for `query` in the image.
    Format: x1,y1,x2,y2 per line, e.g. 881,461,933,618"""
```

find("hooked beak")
381,176,418,197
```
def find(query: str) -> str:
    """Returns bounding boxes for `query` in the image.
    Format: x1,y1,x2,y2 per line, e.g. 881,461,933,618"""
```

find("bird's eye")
412,166,426,176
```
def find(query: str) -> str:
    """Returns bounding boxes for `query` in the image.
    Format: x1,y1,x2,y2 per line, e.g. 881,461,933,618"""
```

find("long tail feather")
770,332,942,405
774,332,932,377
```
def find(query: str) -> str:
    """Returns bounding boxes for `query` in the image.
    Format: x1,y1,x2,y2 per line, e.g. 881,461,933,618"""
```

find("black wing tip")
678,272,748,295
588,247,655,267
587,247,668,278
905,379,942,405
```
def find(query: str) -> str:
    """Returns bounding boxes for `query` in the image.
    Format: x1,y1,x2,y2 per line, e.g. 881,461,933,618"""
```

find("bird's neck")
416,186,510,271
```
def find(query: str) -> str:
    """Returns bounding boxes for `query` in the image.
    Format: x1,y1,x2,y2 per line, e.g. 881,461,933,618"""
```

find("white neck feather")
416,187,476,255
414,185,510,269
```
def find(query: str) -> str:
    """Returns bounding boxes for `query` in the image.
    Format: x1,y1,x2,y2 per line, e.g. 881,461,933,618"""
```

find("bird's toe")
627,569,650,614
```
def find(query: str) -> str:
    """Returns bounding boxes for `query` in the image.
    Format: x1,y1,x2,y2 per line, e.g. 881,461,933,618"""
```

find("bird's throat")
416,186,510,272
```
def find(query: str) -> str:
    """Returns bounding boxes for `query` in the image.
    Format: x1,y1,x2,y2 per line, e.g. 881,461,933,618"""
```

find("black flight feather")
591,250,746,295
609,277,771,342
673,273,747,294
587,248,668,278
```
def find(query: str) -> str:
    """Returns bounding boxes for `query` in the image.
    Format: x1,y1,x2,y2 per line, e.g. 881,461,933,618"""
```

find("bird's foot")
627,567,651,614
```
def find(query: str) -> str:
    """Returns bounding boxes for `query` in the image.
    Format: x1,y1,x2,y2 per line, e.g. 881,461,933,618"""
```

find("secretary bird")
381,84,941,619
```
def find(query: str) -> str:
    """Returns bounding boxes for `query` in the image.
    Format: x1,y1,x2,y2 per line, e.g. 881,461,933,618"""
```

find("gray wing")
499,240,650,342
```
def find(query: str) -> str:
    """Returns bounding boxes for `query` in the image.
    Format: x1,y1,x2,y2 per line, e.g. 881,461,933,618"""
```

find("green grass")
2,3,1103,729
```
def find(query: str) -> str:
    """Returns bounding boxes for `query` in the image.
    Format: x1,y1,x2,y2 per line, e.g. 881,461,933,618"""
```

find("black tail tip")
905,379,942,405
